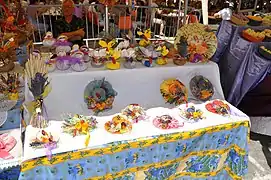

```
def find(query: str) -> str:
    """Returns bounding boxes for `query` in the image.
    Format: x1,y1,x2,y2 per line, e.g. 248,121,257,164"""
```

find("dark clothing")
53,15,85,45
238,75,271,116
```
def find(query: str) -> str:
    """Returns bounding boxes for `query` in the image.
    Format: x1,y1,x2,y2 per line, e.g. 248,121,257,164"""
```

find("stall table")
20,102,249,179
24,61,224,122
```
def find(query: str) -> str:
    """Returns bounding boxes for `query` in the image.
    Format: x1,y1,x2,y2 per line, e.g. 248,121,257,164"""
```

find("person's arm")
214,9,225,18
61,17,85,39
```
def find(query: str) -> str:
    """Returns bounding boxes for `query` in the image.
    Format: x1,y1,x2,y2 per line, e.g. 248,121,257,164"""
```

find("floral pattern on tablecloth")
0,108,21,130
19,121,249,180
0,165,20,180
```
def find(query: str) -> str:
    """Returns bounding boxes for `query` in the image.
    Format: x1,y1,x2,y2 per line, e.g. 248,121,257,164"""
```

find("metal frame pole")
177,0,182,28
105,5,109,33
183,0,188,25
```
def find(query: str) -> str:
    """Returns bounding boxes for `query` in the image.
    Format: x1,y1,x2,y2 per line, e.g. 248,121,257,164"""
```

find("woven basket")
263,19,271,26
231,16,248,26
242,31,265,43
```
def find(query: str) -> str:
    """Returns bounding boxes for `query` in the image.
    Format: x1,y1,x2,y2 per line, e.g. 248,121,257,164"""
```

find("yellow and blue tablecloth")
19,120,249,180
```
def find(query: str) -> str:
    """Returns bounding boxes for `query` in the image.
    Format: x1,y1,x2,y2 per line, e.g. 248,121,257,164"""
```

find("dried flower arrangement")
25,55,50,128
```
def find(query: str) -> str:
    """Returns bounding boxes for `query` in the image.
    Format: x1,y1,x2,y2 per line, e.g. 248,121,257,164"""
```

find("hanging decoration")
153,115,183,130
160,78,188,105
105,115,132,134
121,104,147,123
190,75,214,101
174,23,217,63
25,55,51,128
84,78,117,115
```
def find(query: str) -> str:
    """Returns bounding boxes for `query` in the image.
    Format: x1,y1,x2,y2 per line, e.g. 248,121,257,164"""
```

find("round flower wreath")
190,75,214,101
84,78,117,115
174,23,217,62
160,78,188,105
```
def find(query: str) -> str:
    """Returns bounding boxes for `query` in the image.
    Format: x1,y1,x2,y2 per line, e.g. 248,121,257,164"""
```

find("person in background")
214,1,234,20
27,0,49,34
167,0,176,8
73,0,83,18
151,0,166,36
53,0,85,45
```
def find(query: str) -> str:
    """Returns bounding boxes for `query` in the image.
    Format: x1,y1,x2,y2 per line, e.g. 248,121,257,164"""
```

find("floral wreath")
205,100,230,116
121,104,147,123
190,75,214,101
105,115,132,134
179,105,205,123
160,78,188,105
153,115,183,129
84,78,117,115
174,23,217,62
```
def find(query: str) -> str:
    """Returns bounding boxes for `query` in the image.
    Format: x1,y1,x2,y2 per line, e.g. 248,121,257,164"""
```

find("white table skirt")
25,61,224,121
23,101,248,161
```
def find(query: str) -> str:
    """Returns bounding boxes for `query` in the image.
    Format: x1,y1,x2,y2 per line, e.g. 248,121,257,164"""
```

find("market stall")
212,20,271,106
20,101,249,179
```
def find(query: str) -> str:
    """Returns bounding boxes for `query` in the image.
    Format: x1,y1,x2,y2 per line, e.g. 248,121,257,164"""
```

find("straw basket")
230,16,248,26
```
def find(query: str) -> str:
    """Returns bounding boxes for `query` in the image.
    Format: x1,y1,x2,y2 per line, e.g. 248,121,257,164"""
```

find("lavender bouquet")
25,55,50,128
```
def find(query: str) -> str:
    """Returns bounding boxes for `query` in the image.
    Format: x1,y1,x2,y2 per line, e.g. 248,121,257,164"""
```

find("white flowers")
121,48,136,58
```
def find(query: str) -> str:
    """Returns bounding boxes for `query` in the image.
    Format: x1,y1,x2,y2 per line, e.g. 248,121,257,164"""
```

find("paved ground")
246,140,271,180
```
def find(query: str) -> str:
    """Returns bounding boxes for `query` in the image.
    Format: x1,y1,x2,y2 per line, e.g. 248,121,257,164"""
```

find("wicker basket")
242,31,265,43
230,16,249,26
262,19,271,26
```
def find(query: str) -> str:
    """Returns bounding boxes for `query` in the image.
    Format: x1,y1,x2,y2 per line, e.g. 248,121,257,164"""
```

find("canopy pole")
202,0,208,25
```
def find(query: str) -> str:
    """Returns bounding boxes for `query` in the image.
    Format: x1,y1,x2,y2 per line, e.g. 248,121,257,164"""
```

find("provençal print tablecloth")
20,121,249,180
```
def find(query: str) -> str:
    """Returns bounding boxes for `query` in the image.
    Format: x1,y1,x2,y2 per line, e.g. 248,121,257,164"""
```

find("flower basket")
241,31,264,43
